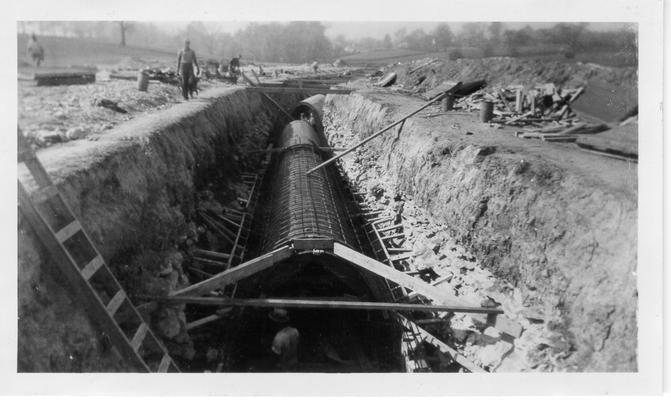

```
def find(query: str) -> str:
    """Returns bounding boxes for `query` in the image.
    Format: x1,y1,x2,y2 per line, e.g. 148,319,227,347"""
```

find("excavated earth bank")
323,92,637,372
17,83,637,373
18,87,299,371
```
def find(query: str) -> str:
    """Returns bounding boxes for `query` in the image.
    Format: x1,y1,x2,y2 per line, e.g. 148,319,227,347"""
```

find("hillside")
18,35,192,69
339,49,429,65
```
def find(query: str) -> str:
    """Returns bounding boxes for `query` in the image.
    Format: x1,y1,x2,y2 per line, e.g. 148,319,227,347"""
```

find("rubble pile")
398,56,637,92
433,82,611,142
18,78,188,149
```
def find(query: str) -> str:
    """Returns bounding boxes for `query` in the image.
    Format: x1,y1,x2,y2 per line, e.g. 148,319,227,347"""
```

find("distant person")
229,54,241,75
176,40,200,100
26,33,44,67
268,308,299,371
311,60,319,73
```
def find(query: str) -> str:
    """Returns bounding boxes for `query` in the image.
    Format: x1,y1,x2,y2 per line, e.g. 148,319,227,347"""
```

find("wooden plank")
155,296,503,314
158,353,172,373
199,211,236,240
247,86,352,94
192,248,230,261
389,253,412,262
186,314,224,331
337,242,523,338
31,185,58,204
386,247,411,253
130,323,149,351
170,245,294,297
413,318,449,325
55,220,81,243
106,290,126,316
217,214,241,228
377,223,403,233
577,146,637,163
333,243,471,308
193,256,228,268
81,255,104,281
186,266,213,279
293,238,334,251
431,274,453,286
396,313,486,373
541,135,577,143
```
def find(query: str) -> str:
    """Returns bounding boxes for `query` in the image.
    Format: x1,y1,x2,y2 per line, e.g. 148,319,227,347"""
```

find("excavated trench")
17,86,636,373
17,87,406,373
322,93,637,372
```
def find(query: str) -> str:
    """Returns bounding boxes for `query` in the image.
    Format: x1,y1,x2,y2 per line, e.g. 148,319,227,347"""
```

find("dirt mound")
395,57,637,93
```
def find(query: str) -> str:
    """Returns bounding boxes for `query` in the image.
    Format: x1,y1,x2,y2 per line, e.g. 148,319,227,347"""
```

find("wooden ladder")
17,129,180,372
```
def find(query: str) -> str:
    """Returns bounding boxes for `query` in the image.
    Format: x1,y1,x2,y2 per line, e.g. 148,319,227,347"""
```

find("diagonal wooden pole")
305,82,462,175
169,246,294,297
332,242,523,338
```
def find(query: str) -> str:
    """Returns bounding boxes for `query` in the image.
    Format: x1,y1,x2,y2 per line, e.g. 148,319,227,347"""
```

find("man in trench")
269,308,300,371
176,40,200,100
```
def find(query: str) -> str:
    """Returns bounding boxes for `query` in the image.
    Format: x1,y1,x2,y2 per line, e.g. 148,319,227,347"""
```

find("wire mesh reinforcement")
259,122,359,252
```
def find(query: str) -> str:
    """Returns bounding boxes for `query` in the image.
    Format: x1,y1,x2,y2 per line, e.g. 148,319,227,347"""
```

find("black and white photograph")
3,0,666,397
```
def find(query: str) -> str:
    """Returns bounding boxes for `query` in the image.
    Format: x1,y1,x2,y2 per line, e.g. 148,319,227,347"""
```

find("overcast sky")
157,21,634,40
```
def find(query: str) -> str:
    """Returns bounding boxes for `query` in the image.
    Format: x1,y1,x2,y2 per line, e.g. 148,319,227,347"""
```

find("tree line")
18,21,637,64
345,22,637,61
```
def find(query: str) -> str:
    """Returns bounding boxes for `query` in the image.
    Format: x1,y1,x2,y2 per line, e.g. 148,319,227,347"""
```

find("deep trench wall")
18,87,296,371
324,94,637,372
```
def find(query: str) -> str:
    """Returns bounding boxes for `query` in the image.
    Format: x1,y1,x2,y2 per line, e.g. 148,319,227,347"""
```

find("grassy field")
17,35,195,69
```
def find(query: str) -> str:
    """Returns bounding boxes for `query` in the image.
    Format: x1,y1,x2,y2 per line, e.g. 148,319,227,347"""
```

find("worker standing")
176,40,200,100
229,54,241,75
26,33,44,67
268,308,299,371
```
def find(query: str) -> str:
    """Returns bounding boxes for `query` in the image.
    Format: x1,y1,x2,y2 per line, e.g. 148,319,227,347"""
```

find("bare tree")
432,23,454,51
117,21,133,46
487,22,504,45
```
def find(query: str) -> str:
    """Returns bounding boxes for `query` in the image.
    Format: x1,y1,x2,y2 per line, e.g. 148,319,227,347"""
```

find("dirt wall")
18,87,294,371
323,93,637,372
396,56,638,93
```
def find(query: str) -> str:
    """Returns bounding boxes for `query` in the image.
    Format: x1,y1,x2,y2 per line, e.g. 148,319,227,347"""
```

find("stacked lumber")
34,68,96,86
515,122,610,142
452,83,584,126
423,81,611,144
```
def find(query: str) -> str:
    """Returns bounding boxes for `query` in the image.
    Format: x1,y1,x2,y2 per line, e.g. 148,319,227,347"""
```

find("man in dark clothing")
229,54,241,75
268,308,299,371
27,33,44,67
177,40,200,100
